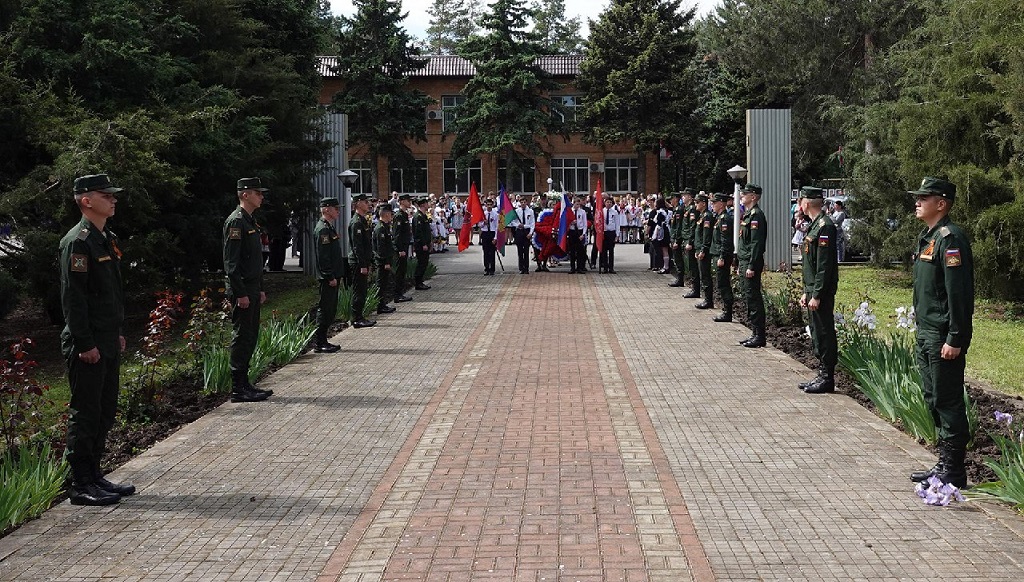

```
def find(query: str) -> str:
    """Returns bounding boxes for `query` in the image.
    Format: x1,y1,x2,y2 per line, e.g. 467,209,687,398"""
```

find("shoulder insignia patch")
228,228,241,240
70,253,88,272
939,226,953,238
818,235,830,247
751,221,759,230
320,234,330,244
76,228,90,241
945,248,962,267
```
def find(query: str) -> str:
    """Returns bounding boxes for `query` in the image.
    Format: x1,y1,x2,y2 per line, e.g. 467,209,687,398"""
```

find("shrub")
0,442,68,533
0,268,20,321
1,339,56,451
967,412,1024,512
121,291,184,422
763,262,803,327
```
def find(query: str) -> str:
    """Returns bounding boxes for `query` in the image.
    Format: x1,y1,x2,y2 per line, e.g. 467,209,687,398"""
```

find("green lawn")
769,266,1024,396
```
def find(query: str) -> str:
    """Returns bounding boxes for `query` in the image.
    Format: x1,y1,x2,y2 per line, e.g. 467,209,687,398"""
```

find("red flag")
594,179,605,254
458,182,485,252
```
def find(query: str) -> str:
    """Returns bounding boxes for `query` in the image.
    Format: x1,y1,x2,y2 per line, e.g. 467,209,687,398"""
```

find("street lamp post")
337,170,358,258
727,165,747,251
546,177,553,195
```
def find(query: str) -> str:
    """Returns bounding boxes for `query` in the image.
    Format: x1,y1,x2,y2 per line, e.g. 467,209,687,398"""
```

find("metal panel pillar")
745,109,792,271
308,113,350,276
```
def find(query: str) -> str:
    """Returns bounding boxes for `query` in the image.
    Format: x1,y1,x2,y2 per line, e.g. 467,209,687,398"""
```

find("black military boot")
713,306,733,323
683,289,700,299
95,470,136,497
69,481,121,506
798,369,823,390
934,440,968,488
804,365,835,393
910,451,944,483
694,298,713,310
742,327,766,348
231,370,269,403
738,328,756,345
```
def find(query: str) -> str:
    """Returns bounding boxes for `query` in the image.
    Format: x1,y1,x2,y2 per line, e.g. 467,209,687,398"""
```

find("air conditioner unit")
590,162,605,173
426,109,443,120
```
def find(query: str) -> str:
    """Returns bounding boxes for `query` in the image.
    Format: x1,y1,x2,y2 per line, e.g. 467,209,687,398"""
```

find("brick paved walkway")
2,244,1024,581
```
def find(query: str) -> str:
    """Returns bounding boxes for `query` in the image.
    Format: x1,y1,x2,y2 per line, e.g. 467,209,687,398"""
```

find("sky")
329,0,722,40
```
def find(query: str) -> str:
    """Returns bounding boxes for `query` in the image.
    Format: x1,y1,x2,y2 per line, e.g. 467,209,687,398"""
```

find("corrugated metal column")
308,113,350,276
745,109,792,271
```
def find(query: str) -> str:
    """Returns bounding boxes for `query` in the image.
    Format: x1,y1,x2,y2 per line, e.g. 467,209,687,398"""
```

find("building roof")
318,54,583,78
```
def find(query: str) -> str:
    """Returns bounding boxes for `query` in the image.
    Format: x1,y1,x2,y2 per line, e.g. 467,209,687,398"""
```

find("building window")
552,95,583,123
443,159,482,194
389,159,428,194
441,95,465,132
605,158,639,192
550,158,589,193
497,160,536,193
346,160,373,194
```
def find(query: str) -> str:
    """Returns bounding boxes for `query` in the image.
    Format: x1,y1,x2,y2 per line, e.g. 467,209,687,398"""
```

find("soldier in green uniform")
737,183,768,348
348,193,376,328
680,188,701,298
391,194,414,303
796,187,839,394
59,174,134,506
374,204,398,315
709,192,735,323
694,193,716,310
223,177,273,402
312,197,343,353
412,197,432,290
907,177,974,488
667,192,686,287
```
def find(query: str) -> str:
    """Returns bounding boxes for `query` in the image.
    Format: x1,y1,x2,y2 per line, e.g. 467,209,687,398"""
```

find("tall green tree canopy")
333,0,432,194
449,0,563,177
532,0,583,54
425,0,478,54
577,0,698,189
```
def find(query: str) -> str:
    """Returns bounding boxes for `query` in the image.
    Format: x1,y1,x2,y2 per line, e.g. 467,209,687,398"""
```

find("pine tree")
333,0,433,194
449,0,562,180
532,0,583,54
425,0,477,55
577,0,698,190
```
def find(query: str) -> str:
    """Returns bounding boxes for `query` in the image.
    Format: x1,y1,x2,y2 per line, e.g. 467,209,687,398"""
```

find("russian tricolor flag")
556,191,574,252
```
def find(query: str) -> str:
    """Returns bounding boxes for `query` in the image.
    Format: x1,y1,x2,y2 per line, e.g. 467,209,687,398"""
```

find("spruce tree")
449,0,562,180
577,0,698,191
425,0,477,55
333,0,432,195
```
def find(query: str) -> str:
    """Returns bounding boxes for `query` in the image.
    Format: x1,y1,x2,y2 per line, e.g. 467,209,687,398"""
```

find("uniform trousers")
480,231,496,272
739,262,765,330
316,280,338,344
64,338,120,484
414,248,430,284
713,257,734,307
697,254,714,304
350,262,368,320
808,293,837,369
230,294,261,376
394,253,408,296
916,330,971,446
567,229,585,271
599,232,616,271
514,229,531,273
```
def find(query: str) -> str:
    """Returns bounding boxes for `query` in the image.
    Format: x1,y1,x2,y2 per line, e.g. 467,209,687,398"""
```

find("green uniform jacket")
313,217,344,281
710,209,734,257
737,204,767,269
392,208,412,252
681,203,698,246
800,213,839,299
670,204,685,243
223,206,264,298
913,216,974,348
694,208,715,254
374,221,394,266
348,213,372,268
413,209,432,248
59,217,125,356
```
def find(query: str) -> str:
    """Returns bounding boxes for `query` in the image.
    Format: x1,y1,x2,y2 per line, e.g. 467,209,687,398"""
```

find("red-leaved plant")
0,339,54,452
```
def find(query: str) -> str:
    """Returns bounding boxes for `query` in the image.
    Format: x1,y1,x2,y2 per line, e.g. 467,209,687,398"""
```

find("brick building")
318,54,658,199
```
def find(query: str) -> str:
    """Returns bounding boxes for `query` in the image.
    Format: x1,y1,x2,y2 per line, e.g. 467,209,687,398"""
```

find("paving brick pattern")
3,245,1024,581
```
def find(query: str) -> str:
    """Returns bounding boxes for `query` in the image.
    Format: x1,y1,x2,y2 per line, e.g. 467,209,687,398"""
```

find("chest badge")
920,239,936,261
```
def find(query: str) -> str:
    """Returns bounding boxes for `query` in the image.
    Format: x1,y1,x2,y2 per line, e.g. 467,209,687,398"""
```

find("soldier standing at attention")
348,193,376,328
478,198,499,276
694,193,716,310
737,183,768,348
680,188,700,298
312,198,343,354
413,197,433,290
710,192,735,323
907,177,974,489
59,174,134,506
223,177,273,402
391,193,413,303
374,204,398,315
667,192,685,287
796,187,839,394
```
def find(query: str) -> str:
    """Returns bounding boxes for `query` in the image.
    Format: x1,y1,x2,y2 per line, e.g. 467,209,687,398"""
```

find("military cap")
713,192,731,202
319,197,339,208
668,191,681,200
682,187,697,196
377,204,393,215
73,174,123,195
415,196,431,205
398,193,413,201
908,176,956,202
237,177,268,192
799,186,824,199
351,193,371,202
695,192,709,203
740,183,763,196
